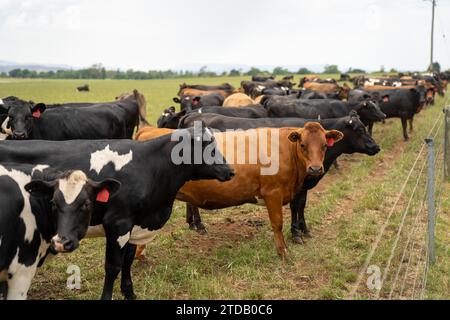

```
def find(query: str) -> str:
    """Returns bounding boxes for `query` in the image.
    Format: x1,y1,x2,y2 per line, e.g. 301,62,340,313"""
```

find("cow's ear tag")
327,138,335,147
32,109,41,119
96,188,110,203
383,96,390,103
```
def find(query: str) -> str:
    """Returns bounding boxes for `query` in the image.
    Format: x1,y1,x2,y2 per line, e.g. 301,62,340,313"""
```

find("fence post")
444,107,450,182
425,138,436,265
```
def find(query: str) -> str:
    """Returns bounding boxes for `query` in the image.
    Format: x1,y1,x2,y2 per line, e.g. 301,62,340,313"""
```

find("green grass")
0,77,448,300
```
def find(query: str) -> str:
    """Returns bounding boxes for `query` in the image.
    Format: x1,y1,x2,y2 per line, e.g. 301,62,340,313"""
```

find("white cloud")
0,0,448,71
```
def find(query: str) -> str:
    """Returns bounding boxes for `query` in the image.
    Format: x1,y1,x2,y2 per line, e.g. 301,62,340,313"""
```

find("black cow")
241,80,294,99
0,90,148,140
371,87,426,141
263,96,386,127
77,85,90,92
0,164,120,300
157,105,268,129
177,111,380,240
252,75,275,82
0,125,234,300
173,93,224,112
300,89,340,100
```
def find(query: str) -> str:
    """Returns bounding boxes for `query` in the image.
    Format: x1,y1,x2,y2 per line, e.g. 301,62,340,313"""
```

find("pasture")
0,77,448,300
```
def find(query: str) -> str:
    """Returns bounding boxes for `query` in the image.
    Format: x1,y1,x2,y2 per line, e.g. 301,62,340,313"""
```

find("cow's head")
157,107,187,129
353,98,386,125
0,98,46,140
173,122,235,182
25,171,121,253
173,95,202,112
340,111,381,156
288,122,344,176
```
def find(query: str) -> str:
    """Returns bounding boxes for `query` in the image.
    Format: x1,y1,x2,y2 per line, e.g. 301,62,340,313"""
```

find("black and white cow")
0,90,148,140
0,125,235,299
0,164,121,300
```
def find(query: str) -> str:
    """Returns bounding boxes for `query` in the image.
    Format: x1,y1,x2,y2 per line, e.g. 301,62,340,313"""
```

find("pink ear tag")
327,138,335,147
96,188,110,203
32,109,41,119
383,96,390,103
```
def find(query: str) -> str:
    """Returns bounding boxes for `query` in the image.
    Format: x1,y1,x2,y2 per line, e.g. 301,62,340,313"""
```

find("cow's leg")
0,281,8,300
409,118,414,133
101,222,133,300
368,123,374,136
120,243,137,300
290,194,303,244
265,194,288,258
297,191,312,238
186,203,207,234
401,118,409,141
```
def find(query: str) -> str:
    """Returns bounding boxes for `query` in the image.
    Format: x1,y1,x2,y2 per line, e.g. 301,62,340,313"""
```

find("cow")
300,89,340,100
0,90,149,140
77,85,90,92
178,83,235,98
262,96,386,128
302,82,351,100
282,75,294,81
0,126,235,299
0,164,121,300
157,105,269,129
340,74,351,81
252,75,275,82
365,87,426,141
173,93,224,112
223,93,256,107
241,80,294,99
174,124,343,257
175,111,380,242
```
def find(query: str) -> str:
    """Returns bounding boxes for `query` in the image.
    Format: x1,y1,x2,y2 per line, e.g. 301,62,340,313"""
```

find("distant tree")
297,67,312,75
245,67,262,77
429,62,441,72
323,65,340,74
389,68,398,73
229,69,241,77
273,66,289,75
348,68,366,74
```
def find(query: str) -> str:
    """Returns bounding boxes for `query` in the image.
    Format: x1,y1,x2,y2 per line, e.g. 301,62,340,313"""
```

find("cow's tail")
133,90,150,129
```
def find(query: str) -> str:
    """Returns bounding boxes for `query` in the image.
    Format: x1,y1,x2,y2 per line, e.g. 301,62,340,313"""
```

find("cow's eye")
301,144,306,149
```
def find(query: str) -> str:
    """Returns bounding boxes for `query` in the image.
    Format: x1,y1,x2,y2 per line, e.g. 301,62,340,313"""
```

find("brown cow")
303,82,351,100
223,93,256,107
136,123,343,257
178,83,235,98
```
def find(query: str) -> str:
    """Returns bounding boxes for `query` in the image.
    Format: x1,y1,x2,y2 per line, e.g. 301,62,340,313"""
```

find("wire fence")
348,103,448,300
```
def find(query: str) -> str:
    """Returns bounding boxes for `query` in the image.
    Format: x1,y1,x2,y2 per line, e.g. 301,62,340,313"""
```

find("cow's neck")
289,141,307,194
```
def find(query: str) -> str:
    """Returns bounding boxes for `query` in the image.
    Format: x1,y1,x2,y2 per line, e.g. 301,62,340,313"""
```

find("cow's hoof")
122,290,137,300
188,223,196,231
196,228,207,235
292,235,304,244
302,231,312,239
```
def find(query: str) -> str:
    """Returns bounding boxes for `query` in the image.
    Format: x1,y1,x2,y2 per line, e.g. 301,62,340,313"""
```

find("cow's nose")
51,237,65,252
13,132,26,139
307,166,324,176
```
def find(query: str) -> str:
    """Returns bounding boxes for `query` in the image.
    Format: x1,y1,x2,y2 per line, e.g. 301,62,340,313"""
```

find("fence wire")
349,107,446,300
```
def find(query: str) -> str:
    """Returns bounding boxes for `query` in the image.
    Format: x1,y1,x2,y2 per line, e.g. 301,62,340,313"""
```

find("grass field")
0,77,448,300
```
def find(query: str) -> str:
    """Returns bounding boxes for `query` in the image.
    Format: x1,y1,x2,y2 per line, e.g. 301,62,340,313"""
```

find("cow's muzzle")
51,236,76,253
307,166,324,176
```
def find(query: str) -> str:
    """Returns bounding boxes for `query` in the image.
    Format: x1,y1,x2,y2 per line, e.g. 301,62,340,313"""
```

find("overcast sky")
0,0,449,71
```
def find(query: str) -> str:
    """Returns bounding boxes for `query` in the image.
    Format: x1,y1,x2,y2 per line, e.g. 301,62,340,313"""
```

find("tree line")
0,64,406,80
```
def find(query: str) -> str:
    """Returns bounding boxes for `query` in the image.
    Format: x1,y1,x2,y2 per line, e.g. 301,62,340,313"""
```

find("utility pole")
425,0,437,71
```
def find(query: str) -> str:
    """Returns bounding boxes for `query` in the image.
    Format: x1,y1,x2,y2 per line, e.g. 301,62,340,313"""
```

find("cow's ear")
31,103,46,118
173,98,181,104
325,130,344,147
168,106,176,113
193,96,201,102
91,179,121,202
288,130,302,143
25,180,56,198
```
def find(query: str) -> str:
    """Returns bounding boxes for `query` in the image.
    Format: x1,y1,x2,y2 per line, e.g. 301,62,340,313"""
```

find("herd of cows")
0,71,448,300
